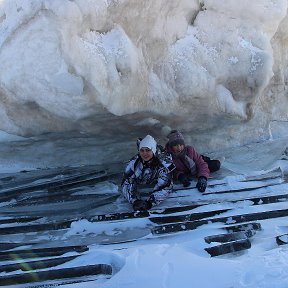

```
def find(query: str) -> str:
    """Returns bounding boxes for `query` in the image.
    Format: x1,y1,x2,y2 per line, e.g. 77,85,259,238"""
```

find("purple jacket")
166,144,209,180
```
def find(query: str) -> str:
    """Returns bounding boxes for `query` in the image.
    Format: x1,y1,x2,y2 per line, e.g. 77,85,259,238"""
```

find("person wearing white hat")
121,135,175,211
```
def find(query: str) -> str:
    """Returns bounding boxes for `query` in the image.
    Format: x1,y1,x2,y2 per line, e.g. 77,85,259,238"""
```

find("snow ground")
0,134,288,288
1,0,288,287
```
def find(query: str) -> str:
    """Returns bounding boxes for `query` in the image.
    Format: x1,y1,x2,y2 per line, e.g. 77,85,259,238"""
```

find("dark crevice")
191,1,206,25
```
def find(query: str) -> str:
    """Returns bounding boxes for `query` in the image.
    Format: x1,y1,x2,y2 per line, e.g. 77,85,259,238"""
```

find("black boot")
202,155,221,173
207,160,221,172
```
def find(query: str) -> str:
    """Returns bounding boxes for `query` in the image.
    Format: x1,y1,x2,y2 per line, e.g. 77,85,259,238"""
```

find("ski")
0,165,107,187
1,194,119,217
204,229,256,244
203,180,283,196
239,167,283,182
152,208,288,235
0,264,112,286
182,166,282,187
0,209,236,235
170,179,284,198
24,277,104,288
46,171,122,192
138,173,284,196
0,255,79,273
0,216,42,225
0,169,108,203
91,186,288,221
204,239,251,257
0,242,43,251
224,222,262,233
149,208,232,224
0,166,90,190
69,191,288,223
154,192,288,215
275,234,288,245
0,169,107,194
10,193,118,207
1,183,120,209
137,167,283,196
149,192,288,224
0,169,122,208
0,245,88,262
2,192,288,235
0,220,73,235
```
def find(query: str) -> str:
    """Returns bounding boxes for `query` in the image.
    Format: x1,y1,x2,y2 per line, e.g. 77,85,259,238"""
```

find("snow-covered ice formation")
0,0,288,151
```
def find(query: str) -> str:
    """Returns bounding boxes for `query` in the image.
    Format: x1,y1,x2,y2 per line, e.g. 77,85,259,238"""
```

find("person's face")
172,144,185,154
139,147,154,162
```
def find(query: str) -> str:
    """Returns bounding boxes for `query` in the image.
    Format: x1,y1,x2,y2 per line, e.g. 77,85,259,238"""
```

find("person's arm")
149,166,173,206
187,146,209,179
164,144,183,181
186,146,209,192
121,158,138,204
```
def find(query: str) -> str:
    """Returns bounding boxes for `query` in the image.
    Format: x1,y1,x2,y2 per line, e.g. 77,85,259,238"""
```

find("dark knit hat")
167,130,185,147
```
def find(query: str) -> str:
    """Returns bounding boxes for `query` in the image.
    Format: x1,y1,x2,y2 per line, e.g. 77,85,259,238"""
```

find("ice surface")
0,133,287,288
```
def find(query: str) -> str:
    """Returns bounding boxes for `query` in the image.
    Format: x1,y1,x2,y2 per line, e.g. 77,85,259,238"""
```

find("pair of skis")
0,246,112,286
0,166,287,287
1,188,288,236
0,167,122,287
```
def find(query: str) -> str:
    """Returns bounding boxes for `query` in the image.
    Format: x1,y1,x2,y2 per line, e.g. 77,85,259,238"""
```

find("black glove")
196,176,207,192
132,199,152,211
178,173,191,187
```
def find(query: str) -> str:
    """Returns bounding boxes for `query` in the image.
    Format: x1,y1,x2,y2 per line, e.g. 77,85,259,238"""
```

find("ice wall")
0,0,287,151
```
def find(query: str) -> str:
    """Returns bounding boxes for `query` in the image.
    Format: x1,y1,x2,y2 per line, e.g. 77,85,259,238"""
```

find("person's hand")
196,176,207,192
132,199,152,211
178,174,191,187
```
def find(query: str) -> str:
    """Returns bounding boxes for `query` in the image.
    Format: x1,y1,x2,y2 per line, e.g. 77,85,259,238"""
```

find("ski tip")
276,234,288,246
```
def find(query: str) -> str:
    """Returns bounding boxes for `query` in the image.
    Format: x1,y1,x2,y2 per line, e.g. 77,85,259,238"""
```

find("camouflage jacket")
121,153,174,207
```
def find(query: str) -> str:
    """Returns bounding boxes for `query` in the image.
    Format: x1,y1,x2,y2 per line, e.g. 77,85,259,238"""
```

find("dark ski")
0,264,112,286
276,234,288,245
205,239,251,257
1,169,106,194
0,169,108,203
204,229,256,244
152,208,288,235
224,222,262,233
0,255,79,273
1,194,119,217
2,192,288,235
0,245,88,262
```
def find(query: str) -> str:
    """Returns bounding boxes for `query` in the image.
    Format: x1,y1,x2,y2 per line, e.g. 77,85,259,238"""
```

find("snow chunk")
216,85,247,119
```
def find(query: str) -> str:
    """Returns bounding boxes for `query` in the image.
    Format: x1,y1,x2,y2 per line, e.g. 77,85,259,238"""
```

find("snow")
58,185,288,288
0,134,287,288
0,0,288,287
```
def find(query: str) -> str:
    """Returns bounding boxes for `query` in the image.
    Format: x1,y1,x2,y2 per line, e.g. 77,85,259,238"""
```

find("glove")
132,199,152,211
196,176,207,192
178,173,191,187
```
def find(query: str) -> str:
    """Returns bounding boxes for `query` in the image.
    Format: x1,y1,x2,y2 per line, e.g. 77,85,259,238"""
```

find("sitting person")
121,135,175,211
165,130,212,192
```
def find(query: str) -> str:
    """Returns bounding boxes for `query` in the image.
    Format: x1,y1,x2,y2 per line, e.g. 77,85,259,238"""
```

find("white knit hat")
139,135,157,154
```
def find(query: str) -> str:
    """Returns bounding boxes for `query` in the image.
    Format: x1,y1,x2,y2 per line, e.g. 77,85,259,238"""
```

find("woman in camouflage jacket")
121,135,175,211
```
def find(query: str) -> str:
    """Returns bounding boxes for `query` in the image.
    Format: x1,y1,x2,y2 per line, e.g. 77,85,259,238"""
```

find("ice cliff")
0,0,288,151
